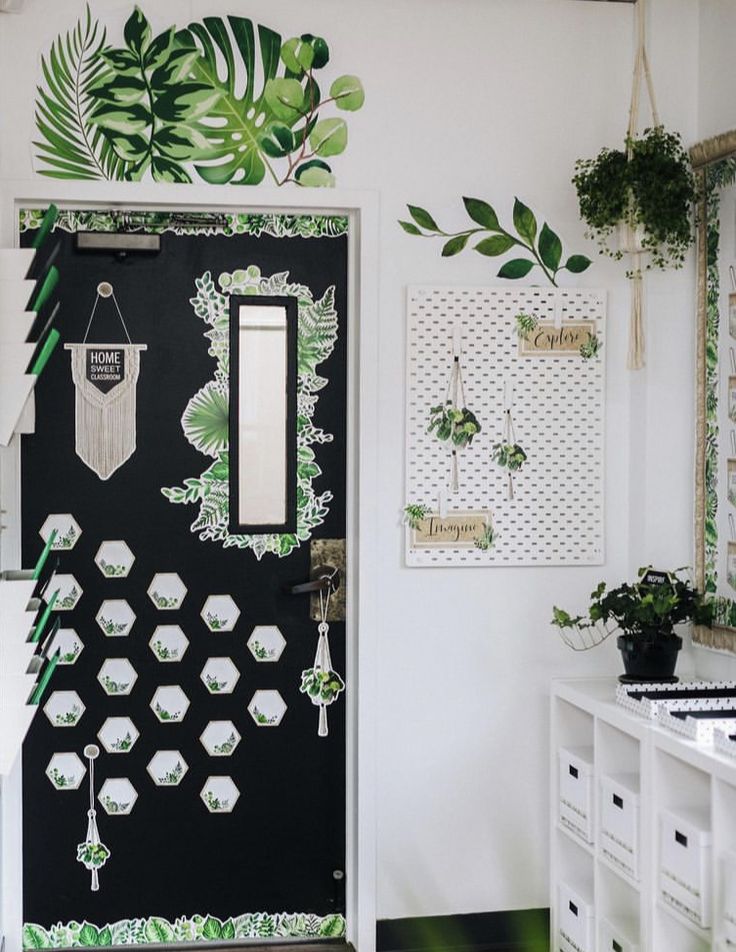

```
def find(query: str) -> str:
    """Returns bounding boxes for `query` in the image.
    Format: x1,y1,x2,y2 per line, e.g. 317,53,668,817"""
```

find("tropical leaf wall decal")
33,5,365,186
34,6,127,181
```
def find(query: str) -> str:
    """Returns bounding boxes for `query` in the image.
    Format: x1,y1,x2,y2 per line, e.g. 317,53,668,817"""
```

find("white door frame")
0,180,379,952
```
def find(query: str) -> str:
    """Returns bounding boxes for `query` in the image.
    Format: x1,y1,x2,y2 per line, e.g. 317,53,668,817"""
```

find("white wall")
0,0,709,923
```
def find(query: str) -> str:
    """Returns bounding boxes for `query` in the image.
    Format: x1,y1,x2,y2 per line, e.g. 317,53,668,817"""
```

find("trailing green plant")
552,566,713,648
427,404,481,448
34,6,364,186
572,126,697,271
399,197,591,286
76,841,110,869
491,442,527,472
300,668,345,704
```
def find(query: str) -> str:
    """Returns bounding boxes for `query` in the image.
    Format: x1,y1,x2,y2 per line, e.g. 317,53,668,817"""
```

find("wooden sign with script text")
411,510,492,548
519,321,595,356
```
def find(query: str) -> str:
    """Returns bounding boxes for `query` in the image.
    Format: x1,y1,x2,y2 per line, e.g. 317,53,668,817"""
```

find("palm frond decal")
34,5,126,180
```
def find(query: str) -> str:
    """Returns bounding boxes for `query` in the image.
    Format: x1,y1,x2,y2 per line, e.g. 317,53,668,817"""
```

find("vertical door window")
229,296,297,533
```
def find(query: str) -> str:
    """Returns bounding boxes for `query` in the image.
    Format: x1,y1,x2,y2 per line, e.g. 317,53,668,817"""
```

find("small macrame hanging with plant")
76,744,110,892
427,329,481,492
300,582,345,737
572,0,696,369
491,382,527,500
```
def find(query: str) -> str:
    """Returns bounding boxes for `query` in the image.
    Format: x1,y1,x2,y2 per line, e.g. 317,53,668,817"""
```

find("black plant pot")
617,633,683,682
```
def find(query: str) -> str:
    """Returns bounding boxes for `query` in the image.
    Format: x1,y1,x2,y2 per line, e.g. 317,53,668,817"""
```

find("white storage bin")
557,880,594,952
558,746,594,844
599,916,640,952
659,806,712,928
721,849,736,944
600,772,640,880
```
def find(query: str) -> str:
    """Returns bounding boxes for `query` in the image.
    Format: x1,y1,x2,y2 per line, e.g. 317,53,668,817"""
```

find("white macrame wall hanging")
76,744,109,892
624,0,659,370
299,585,345,737
65,282,147,480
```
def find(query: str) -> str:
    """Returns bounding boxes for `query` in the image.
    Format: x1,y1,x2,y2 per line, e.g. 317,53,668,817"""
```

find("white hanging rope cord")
82,283,133,345
444,351,466,493
625,0,659,371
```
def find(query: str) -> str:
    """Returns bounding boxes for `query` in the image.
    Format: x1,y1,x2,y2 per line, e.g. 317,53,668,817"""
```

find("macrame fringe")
67,345,145,480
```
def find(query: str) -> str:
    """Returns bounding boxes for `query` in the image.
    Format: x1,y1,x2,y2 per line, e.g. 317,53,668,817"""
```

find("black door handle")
287,564,340,596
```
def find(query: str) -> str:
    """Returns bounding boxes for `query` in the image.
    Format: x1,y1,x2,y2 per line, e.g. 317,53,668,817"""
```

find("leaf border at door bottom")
23,911,346,948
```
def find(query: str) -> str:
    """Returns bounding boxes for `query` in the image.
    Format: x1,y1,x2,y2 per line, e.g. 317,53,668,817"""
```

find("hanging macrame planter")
299,587,345,737
426,327,481,494
491,381,527,500
76,744,109,892
65,282,147,480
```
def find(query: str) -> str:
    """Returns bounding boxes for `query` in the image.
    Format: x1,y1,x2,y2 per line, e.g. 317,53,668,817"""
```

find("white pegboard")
405,285,606,566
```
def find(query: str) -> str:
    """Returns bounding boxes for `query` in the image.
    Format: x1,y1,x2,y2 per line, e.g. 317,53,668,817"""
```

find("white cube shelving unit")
552,678,736,951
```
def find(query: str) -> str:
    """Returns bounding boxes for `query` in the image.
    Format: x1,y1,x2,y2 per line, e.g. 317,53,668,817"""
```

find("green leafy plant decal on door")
34,6,364,185
162,267,338,560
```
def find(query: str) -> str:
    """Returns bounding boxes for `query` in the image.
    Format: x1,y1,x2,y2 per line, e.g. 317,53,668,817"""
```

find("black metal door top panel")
19,210,348,948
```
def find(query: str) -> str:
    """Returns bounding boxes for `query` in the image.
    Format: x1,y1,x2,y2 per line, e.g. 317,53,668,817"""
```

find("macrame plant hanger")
446,330,467,493
76,744,109,892
503,381,518,501
65,282,147,480
302,584,345,737
626,0,660,370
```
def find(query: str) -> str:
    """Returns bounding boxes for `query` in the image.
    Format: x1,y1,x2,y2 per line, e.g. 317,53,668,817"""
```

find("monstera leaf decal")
176,17,284,185
33,6,365,186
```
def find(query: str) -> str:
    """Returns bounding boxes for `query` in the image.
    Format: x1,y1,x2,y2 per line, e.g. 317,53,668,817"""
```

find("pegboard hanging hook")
553,290,564,330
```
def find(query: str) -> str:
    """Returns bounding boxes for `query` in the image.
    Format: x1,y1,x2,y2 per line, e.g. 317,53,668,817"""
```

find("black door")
19,207,349,949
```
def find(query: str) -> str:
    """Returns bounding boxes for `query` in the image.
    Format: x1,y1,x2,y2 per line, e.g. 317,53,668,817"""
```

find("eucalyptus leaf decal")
399,195,592,286
34,8,364,186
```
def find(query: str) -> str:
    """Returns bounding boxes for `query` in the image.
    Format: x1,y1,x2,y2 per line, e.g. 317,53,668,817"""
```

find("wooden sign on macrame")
64,282,146,481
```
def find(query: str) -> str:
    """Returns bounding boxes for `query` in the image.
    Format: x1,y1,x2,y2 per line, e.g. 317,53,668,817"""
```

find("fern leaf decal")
33,5,124,180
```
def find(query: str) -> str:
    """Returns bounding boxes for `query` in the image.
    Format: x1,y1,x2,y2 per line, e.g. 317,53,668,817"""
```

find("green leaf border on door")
23,912,346,948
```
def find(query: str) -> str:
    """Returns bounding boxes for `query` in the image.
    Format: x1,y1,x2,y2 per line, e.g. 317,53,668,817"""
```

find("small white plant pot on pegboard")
599,917,640,952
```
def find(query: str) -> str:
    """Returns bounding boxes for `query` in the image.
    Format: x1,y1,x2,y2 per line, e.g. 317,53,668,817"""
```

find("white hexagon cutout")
149,625,189,663
200,776,240,813
48,628,83,665
99,778,137,815
44,690,85,728
52,574,82,611
200,721,241,757
151,686,190,723
96,599,135,637
248,690,287,727
46,752,85,790
247,625,286,662
97,658,137,696
147,750,188,786
39,513,81,551
95,540,135,578
147,573,187,610
98,716,139,753
200,657,240,695
201,595,240,632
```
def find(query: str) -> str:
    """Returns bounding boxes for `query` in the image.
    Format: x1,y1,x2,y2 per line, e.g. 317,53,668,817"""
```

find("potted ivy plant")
572,126,697,272
551,567,713,681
